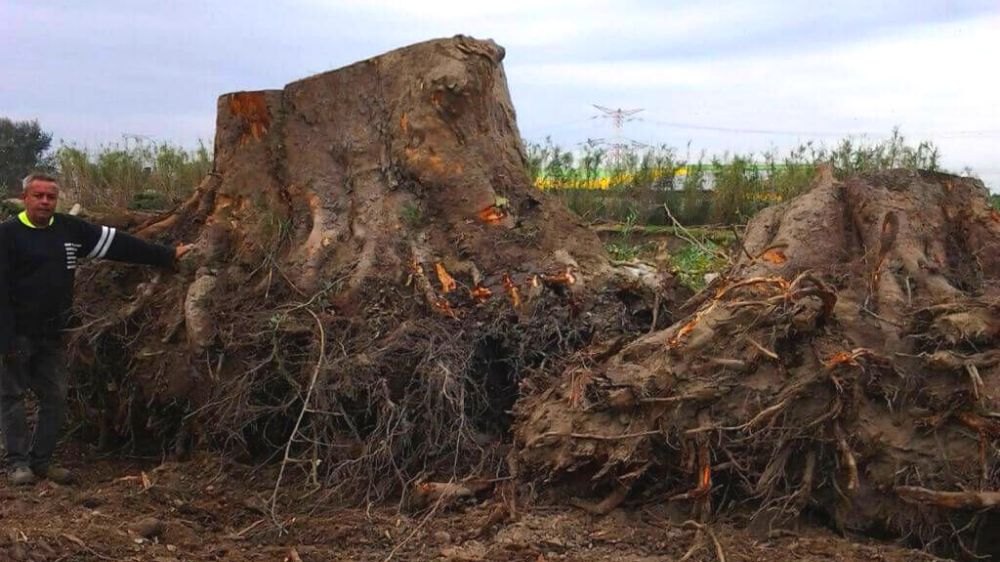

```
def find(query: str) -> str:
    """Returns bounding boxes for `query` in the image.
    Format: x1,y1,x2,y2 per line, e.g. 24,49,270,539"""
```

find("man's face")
22,181,60,225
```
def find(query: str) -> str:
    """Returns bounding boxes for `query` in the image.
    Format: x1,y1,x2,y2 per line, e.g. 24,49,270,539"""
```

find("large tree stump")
512,167,1000,556
72,36,668,501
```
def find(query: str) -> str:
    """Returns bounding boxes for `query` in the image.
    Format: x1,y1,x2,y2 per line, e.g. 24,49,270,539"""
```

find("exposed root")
514,169,1000,558
834,423,859,498
679,520,727,562
270,308,326,529
569,483,629,516
896,487,1000,510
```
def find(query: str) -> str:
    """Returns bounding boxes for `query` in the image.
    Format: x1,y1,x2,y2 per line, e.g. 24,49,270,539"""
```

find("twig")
860,305,904,327
641,390,722,405
682,521,727,562
746,337,779,360
526,429,661,447
383,485,448,562
60,534,113,561
570,483,630,515
739,398,788,432
966,364,985,403
730,224,754,261
663,203,728,262
229,518,266,540
648,292,661,335
793,448,817,507
896,486,1000,509
834,423,859,497
270,308,327,531
678,528,704,562
266,254,307,297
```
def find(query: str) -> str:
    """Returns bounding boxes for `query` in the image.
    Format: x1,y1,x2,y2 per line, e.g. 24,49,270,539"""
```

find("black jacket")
0,211,175,350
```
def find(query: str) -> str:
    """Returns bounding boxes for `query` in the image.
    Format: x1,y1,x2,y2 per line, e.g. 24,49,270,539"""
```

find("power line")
519,117,597,137
592,105,644,131
642,118,849,137
641,118,1000,139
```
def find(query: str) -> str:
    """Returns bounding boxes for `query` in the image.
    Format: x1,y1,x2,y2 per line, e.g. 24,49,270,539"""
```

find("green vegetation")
399,201,424,228
55,138,211,210
0,118,54,195
670,241,727,291
604,208,644,261
526,128,944,226
710,155,765,224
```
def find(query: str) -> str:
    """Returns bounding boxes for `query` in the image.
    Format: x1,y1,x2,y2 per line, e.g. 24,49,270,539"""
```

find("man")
0,172,190,485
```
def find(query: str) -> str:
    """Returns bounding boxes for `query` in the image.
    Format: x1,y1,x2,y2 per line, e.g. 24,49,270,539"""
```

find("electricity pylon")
592,105,644,166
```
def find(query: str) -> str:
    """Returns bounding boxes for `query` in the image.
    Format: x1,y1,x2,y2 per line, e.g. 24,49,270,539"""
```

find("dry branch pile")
68,37,670,502
513,166,1000,555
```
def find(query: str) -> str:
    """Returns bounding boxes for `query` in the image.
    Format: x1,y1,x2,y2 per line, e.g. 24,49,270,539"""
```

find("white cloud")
3,0,998,189
508,11,1000,188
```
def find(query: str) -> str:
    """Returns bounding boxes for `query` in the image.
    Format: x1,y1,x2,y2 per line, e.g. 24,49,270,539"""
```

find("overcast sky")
3,0,999,191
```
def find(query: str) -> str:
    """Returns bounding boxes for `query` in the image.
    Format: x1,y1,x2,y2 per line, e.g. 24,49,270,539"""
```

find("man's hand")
175,243,194,261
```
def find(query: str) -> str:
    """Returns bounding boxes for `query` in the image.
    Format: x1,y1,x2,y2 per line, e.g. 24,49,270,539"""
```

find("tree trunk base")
69,36,676,503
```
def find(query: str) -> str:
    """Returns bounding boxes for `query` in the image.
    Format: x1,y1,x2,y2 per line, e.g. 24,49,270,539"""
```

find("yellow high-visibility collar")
18,211,54,228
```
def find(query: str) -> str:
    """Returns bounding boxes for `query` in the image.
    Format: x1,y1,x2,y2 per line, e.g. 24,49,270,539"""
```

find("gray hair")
21,172,59,193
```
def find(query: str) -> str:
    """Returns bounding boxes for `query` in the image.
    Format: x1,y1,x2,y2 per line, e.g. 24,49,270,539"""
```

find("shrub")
55,139,211,210
0,117,53,195
526,129,946,227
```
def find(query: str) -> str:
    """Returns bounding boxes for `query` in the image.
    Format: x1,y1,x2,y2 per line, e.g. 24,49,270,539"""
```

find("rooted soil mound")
70,36,670,502
513,167,1000,556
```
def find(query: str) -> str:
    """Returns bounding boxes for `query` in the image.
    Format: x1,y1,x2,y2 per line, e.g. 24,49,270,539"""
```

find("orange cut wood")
434,262,457,293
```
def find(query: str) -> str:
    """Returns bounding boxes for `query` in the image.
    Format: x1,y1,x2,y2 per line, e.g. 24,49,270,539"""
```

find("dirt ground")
1,447,950,562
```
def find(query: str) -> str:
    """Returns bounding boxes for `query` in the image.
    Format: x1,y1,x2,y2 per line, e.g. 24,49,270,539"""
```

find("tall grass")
710,155,765,224
527,128,943,226
55,139,211,210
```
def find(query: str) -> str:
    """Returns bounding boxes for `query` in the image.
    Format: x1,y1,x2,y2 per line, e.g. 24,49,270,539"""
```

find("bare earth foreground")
1,448,947,561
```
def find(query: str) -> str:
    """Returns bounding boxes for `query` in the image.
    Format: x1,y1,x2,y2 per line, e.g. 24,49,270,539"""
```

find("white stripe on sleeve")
97,227,117,258
87,226,110,258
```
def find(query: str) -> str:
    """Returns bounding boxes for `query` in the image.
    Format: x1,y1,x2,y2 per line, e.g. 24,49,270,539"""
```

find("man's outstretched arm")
73,218,190,269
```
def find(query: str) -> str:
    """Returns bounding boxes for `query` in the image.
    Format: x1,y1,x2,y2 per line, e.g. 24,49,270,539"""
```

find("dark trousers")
0,335,68,470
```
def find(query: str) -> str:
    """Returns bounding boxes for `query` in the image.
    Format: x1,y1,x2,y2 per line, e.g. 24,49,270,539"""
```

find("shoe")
34,465,74,485
9,465,36,486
